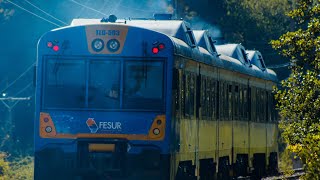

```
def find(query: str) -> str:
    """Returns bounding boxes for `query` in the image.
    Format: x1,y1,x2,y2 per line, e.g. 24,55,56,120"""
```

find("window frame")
41,57,166,112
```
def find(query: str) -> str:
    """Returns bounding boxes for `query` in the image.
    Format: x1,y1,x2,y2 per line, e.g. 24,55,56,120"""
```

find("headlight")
153,128,160,135
45,126,52,133
107,39,120,52
92,38,104,52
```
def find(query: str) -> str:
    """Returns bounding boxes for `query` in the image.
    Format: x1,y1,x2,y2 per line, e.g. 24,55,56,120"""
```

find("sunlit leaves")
222,0,291,43
273,0,320,178
0,154,33,179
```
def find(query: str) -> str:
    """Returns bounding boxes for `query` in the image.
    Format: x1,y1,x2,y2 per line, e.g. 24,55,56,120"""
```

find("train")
34,14,278,180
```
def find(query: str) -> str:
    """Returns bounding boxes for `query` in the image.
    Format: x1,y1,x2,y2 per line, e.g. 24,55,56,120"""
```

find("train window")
216,81,220,120
251,87,256,122
88,60,121,109
267,91,272,122
44,59,86,109
234,85,239,120
223,82,228,120
264,91,268,122
173,69,180,117
256,88,261,122
189,74,195,118
184,73,190,116
243,87,248,120
196,75,201,118
239,86,243,119
211,80,217,120
261,90,265,122
219,82,226,119
247,87,251,121
184,73,195,118
262,90,267,122
228,84,232,120
182,73,186,117
206,79,213,120
201,76,207,120
123,61,164,110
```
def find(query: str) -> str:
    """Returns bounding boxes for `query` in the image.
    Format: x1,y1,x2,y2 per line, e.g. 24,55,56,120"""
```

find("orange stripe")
39,112,166,141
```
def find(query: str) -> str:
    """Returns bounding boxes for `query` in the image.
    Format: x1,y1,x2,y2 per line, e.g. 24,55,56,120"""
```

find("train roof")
71,18,193,46
70,18,278,82
193,30,218,55
246,50,267,71
215,44,251,66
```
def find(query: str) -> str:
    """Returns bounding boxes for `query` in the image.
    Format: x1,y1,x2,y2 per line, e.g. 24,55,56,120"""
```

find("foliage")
221,0,291,44
179,0,292,79
271,0,320,178
0,152,33,180
7,156,33,180
278,148,295,177
0,153,10,180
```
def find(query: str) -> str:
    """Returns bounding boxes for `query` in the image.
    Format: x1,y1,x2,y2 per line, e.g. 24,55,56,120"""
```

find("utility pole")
0,93,31,149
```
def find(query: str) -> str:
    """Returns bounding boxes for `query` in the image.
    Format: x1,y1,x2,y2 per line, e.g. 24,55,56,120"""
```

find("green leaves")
273,0,320,178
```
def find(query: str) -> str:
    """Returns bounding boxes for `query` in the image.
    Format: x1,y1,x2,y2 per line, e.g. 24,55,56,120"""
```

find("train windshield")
44,59,86,109
43,59,165,111
123,61,164,110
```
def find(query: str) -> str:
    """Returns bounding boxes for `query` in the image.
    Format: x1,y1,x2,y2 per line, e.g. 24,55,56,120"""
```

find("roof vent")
153,13,172,20
101,14,117,23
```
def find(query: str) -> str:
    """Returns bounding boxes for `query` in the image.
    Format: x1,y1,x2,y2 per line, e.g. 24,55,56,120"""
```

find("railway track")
262,168,304,180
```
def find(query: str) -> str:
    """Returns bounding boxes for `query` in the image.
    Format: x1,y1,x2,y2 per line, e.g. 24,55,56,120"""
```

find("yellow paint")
198,120,217,159
218,120,232,158
233,121,249,162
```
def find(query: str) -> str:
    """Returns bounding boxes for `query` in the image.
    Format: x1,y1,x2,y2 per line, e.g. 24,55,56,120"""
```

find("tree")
271,0,320,178
220,0,292,72
0,0,14,21
176,0,292,79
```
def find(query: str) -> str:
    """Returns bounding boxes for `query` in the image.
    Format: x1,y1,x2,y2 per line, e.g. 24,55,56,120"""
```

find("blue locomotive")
35,14,278,179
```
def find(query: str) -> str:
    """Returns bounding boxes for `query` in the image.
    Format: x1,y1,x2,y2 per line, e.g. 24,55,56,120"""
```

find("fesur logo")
86,118,122,133
86,118,98,133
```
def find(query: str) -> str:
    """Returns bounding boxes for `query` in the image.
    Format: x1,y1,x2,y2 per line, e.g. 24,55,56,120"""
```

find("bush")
8,156,33,180
0,152,10,179
0,152,33,180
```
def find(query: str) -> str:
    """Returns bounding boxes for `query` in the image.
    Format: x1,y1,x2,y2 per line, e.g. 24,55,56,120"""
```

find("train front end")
35,20,173,180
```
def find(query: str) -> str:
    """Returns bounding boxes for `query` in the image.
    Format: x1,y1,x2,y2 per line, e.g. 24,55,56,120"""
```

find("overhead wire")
68,0,157,18
2,0,67,94
110,0,122,15
93,0,113,18
267,62,291,69
68,0,108,16
9,82,33,108
0,62,35,94
75,0,90,17
5,0,62,27
23,0,68,26
14,82,33,97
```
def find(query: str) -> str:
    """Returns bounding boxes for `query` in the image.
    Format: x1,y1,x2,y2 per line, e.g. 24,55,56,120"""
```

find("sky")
0,0,176,90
